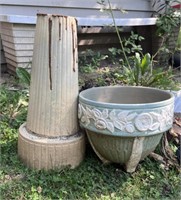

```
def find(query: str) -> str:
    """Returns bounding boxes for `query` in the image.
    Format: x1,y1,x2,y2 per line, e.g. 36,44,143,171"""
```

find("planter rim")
79,86,174,136
79,86,174,109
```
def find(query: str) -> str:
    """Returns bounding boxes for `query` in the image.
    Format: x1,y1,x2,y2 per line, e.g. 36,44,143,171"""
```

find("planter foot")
86,130,111,164
18,123,85,170
125,137,145,173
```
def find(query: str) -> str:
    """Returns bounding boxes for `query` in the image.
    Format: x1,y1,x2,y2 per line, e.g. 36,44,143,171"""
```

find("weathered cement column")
18,14,85,170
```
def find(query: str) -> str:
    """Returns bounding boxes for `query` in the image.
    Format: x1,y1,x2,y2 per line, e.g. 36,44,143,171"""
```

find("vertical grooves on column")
73,18,78,133
37,16,45,135
70,18,73,132
66,17,70,134
27,15,78,137
55,17,62,135
61,16,66,134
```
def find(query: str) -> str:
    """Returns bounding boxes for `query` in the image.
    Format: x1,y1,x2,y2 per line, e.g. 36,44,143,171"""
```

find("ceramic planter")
78,86,174,172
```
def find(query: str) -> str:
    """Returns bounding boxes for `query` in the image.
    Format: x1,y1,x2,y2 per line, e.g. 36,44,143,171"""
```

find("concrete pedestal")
18,14,85,169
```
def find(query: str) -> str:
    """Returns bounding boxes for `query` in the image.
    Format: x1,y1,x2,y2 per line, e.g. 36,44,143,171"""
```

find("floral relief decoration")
78,103,173,134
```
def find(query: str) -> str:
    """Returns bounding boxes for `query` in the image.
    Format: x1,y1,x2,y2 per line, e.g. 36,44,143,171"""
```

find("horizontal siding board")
1,29,35,37
0,0,152,11
1,34,34,43
3,46,33,56
0,6,152,18
6,58,30,68
2,40,34,50
5,52,32,62
0,22,35,30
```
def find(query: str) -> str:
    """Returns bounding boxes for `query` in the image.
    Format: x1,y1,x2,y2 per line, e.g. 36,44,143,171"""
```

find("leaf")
140,53,151,75
134,53,141,85
86,107,93,118
135,52,141,67
149,112,160,120
92,108,102,119
149,123,160,131
117,111,130,121
109,110,117,120
126,112,137,121
18,99,28,107
113,120,124,131
149,175,155,180
16,67,31,87
107,122,114,133
102,109,109,119
123,66,131,75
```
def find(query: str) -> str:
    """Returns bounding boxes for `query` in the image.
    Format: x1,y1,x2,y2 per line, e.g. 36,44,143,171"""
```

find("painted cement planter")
78,86,174,172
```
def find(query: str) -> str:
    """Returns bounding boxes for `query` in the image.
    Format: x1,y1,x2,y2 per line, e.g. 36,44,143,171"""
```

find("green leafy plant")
153,3,181,59
156,4,180,37
98,0,179,90
121,31,144,55
108,32,144,64
0,87,28,130
108,47,122,64
16,67,31,87
79,49,108,73
0,86,28,169
120,52,177,89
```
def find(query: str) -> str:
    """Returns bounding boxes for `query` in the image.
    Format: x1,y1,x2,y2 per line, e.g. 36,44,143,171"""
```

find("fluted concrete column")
18,14,85,170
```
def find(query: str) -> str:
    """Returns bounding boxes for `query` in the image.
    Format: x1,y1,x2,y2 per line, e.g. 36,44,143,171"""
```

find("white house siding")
0,0,153,19
0,0,155,72
0,22,35,72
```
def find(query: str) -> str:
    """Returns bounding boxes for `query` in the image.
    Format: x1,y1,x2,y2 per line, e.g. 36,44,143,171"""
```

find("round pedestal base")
18,123,85,170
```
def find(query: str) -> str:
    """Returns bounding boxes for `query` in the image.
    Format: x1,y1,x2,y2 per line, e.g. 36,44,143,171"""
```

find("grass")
0,81,180,200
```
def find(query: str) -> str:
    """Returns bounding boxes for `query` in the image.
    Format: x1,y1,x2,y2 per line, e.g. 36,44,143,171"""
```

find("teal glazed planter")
78,86,174,172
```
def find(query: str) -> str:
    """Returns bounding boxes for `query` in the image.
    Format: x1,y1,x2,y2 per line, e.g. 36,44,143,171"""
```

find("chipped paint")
48,16,52,90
